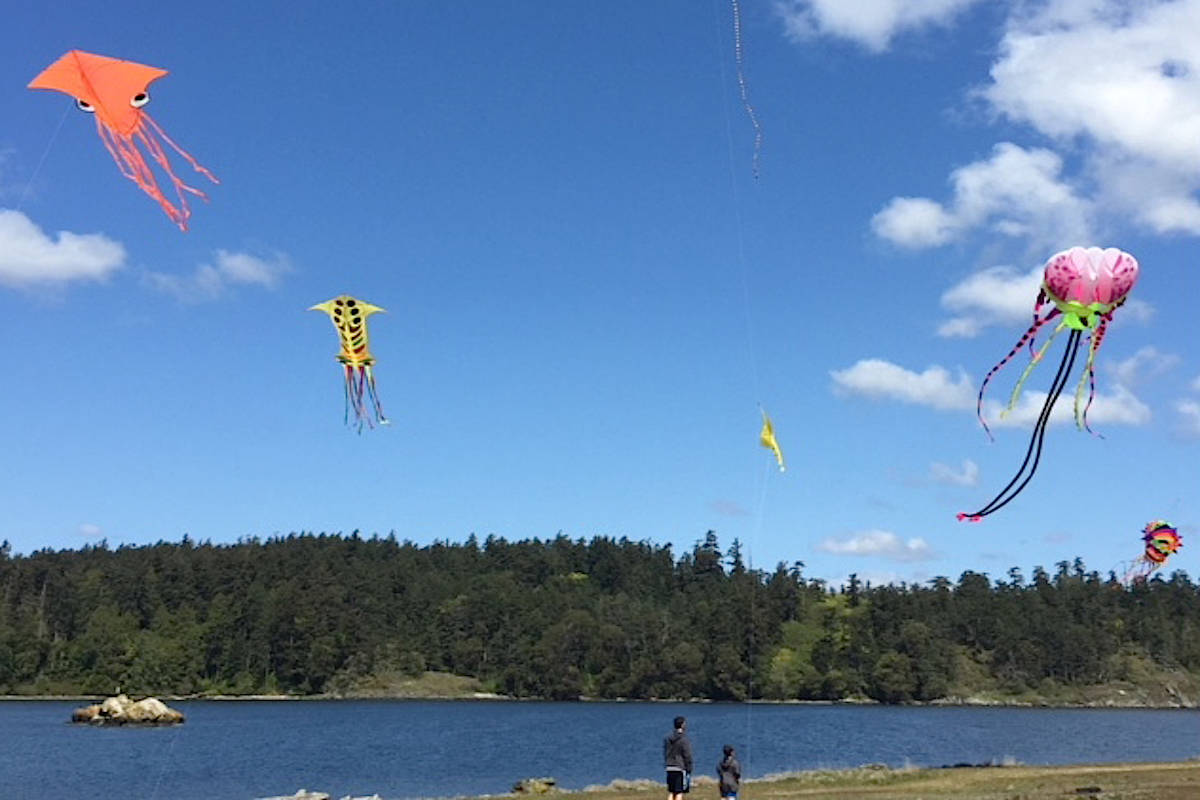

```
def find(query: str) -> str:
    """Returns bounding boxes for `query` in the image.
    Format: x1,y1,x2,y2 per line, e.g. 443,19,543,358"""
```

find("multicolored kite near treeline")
959,246,1139,522
310,295,388,432
29,50,218,231
1122,520,1183,584
760,409,785,472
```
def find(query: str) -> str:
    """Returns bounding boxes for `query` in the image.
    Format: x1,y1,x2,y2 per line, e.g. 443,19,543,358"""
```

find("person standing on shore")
717,745,741,800
663,715,694,800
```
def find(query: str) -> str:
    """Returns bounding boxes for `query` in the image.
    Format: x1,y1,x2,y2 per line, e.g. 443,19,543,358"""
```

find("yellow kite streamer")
759,410,784,471
310,295,388,431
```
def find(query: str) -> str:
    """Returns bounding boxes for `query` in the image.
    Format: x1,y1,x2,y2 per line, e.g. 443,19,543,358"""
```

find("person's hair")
673,716,686,730
723,744,734,756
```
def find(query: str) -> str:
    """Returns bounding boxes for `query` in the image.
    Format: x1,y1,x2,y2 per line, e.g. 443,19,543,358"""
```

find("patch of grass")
552,762,1200,800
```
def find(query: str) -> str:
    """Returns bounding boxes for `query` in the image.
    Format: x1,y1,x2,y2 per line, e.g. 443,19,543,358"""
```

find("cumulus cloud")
832,352,1151,429
985,384,1151,429
937,263,1043,337
819,529,935,562
831,358,975,410
938,257,1155,337
709,499,751,517
870,197,957,248
775,0,986,52
983,0,1200,234
930,458,979,486
871,144,1093,250
1044,530,1072,545
1177,399,1200,437
0,209,126,286
145,249,290,301
1108,346,1179,389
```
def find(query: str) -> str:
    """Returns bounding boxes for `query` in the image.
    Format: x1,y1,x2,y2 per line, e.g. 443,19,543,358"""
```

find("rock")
71,694,185,725
255,792,382,800
100,694,129,716
513,777,558,794
126,697,184,723
71,704,102,723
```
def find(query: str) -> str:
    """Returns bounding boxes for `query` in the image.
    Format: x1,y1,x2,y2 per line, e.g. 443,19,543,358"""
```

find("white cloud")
930,459,980,486
1044,529,1072,545
0,209,125,286
819,529,935,561
938,263,1043,337
985,383,1151,429
983,0,1200,234
146,249,290,301
870,197,957,248
775,0,986,52
938,258,1154,337
871,144,1093,250
1107,345,1179,389
1119,298,1156,324
709,499,751,517
1192,375,1200,392
831,358,975,410
78,523,102,538
1176,399,1200,437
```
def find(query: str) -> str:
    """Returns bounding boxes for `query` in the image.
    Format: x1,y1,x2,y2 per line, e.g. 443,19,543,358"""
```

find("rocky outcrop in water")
256,792,381,800
71,694,185,725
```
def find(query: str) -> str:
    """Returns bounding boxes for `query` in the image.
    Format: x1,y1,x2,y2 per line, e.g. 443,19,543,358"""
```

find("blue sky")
0,0,1196,587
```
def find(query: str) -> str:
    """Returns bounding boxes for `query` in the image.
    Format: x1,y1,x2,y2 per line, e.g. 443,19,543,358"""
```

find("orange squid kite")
29,50,218,230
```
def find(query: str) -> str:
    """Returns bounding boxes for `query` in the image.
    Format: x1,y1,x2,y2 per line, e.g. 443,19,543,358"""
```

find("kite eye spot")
130,92,150,108
76,98,96,113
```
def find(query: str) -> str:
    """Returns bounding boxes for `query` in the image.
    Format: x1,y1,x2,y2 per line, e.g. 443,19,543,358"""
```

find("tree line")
0,532,1196,701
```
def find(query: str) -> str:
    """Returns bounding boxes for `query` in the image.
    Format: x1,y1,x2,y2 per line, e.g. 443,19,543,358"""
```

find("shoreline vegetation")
2,669,1197,707
2,533,1198,706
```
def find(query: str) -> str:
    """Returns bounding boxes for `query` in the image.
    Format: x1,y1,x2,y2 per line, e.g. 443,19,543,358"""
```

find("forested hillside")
0,532,1196,703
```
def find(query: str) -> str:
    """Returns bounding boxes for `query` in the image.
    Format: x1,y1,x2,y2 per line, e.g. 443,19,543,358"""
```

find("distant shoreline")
1,692,1195,709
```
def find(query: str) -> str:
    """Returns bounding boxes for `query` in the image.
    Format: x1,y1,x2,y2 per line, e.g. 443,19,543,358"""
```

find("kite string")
712,0,771,787
712,0,762,403
147,723,181,800
731,0,763,180
13,104,71,213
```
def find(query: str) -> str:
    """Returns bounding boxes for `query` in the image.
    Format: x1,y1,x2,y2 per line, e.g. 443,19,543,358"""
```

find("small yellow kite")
310,295,388,431
759,409,785,471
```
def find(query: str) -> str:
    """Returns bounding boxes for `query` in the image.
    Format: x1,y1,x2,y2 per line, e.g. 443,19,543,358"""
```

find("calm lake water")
1,700,1197,800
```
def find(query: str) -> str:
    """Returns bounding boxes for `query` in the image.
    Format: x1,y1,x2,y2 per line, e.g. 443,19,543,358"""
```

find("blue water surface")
0,700,1197,800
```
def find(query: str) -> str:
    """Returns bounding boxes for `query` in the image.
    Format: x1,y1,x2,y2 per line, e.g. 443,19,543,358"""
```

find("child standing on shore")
717,745,740,800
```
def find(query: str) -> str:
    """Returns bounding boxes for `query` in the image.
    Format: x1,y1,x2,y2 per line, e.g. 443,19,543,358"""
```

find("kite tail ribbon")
958,328,1082,522
95,115,218,231
975,309,1059,441
1074,319,1109,437
1003,320,1066,420
364,365,388,426
343,364,388,433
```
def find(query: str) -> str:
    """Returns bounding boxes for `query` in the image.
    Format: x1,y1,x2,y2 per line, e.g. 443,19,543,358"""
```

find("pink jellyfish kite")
958,246,1139,522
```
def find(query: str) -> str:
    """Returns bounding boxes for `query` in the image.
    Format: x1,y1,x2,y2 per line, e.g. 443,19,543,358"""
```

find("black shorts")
666,771,686,793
